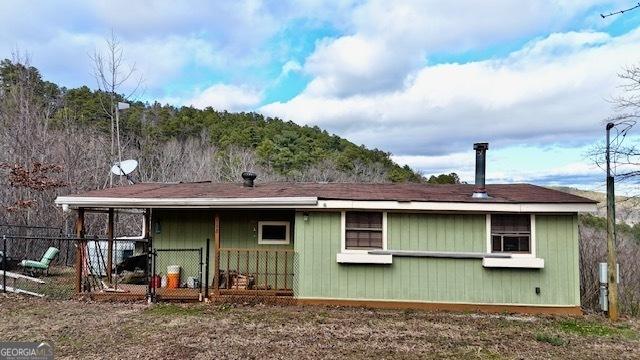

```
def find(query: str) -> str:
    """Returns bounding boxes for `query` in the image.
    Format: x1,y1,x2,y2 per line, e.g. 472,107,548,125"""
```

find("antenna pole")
115,104,123,184
605,122,619,321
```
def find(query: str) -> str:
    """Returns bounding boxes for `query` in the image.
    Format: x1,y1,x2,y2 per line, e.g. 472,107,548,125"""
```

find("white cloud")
0,1,344,101
184,84,262,112
262,28,640,156
281,60,303,76
298,0,626,97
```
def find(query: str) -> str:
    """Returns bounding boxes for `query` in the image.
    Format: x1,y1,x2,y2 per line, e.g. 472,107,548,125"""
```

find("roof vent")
242,172,257,187
472,143,489,199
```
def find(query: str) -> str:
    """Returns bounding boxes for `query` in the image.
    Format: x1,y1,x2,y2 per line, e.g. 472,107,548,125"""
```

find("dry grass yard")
0,295,638,359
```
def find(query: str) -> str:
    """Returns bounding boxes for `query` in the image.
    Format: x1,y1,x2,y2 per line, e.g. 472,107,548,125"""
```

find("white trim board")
55,196,318,208
482,257,544,268
336,253,393,264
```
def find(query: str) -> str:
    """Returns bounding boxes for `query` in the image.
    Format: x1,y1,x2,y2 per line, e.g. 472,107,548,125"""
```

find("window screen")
345,212,383,250
491,214,531,253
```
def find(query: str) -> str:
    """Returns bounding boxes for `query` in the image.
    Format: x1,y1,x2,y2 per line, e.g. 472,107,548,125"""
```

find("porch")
81,208,296,302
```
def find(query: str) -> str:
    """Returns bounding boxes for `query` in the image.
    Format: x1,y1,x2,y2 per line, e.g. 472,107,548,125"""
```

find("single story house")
55,143,597,314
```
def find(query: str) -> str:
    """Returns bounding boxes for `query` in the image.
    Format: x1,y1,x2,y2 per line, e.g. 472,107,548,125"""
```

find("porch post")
106,208,114,283
74,207,85,293
144,208,153,302
214,213,220,297
144,208,151,239
143,208,151,255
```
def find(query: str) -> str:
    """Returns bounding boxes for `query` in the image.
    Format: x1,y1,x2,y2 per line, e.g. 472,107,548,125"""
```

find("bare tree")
591,66,640,183
89,31,143,186
580,223,640,315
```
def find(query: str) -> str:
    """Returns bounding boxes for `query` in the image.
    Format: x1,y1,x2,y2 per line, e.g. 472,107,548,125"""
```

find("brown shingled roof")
66,182,596,204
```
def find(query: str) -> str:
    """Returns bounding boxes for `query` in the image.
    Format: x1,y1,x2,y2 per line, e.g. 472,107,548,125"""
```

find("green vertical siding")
152,210,212,285
295,212,580,306
153,209,294,286
219,210,294,250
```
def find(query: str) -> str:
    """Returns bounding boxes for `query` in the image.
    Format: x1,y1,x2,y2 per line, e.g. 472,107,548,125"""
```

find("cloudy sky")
2,0,640,192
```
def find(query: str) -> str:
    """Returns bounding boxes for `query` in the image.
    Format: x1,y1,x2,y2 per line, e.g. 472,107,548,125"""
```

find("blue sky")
2,1,640,193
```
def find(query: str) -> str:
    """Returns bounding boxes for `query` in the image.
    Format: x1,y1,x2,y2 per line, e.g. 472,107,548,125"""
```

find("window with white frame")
258,221,290,245
490,214,531,253
344,211,384,250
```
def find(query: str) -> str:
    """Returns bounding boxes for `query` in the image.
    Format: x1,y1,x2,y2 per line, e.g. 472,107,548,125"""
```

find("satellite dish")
111,159,138,176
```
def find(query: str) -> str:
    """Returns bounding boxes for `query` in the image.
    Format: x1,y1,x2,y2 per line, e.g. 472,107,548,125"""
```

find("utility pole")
605,122,619,321
115,101,129,185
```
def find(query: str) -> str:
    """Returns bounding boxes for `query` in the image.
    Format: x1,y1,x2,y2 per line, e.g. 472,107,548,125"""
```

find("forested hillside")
0,59,445,227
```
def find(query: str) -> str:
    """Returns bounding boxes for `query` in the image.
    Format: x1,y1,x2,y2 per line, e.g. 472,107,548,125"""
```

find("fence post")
146,243,152,303
74,208,85,294
198,248,203,302
214,214,220,297
106,208,114,284
151,250,157,302
2,235,6,293
205,238,210,300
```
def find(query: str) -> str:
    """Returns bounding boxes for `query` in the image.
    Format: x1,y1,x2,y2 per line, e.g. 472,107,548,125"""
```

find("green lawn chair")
19,247,59,275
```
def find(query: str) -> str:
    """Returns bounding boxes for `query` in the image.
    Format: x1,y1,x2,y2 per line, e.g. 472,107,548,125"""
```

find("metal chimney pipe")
242,172,257,187
472,143,489,198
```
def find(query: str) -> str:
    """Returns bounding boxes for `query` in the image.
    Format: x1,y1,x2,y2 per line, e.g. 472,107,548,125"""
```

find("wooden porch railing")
217,248,294,295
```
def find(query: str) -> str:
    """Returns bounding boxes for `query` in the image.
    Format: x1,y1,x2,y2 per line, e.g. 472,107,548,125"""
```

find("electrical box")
598,262,620,284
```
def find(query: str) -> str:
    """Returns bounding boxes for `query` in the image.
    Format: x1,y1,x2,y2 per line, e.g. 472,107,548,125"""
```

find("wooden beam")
0,285,44,297
296,298,583,316
0,270,46,284
144,208,152,300
144,208,151,239
74,208,85,293
106,208,114,283
214,213,220,296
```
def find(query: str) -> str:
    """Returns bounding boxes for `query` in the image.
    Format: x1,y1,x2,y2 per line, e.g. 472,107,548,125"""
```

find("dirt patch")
0,296,638,359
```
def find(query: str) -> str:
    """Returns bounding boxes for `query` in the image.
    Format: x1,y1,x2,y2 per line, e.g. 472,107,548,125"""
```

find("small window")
345,212,383,250
491,214,531,253
258,221,290,245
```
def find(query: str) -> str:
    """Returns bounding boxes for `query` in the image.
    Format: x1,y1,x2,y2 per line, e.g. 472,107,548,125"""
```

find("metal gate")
150,248,208,302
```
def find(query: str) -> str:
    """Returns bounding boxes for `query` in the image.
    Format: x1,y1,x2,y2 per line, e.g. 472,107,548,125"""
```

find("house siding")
294,211,579,307
153,209,294,286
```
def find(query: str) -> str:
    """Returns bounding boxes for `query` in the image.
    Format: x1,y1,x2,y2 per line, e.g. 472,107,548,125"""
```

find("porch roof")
55,182,597,212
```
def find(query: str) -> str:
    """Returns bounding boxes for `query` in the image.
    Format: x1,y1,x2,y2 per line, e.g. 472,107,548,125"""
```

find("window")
490,214,531,253
258,221,290,245
345,212,384,250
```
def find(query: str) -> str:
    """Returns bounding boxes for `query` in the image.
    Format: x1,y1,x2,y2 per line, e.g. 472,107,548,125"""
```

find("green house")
57,182,595,314
55,146,596,314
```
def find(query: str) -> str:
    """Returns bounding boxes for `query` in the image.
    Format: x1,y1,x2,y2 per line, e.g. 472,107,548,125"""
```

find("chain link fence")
2,228,299,305
1,233,76,300
151,247,206,302
0,224,151,300
81,238,150,300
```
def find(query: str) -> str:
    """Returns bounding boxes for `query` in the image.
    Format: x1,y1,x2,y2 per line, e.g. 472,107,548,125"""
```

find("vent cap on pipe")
242,172,257,187
472,142,489,199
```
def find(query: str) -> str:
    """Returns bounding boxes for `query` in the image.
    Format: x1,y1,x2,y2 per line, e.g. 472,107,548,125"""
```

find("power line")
601,2,640,18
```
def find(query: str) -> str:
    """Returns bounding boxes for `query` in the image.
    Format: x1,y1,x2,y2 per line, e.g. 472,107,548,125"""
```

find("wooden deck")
91,285,202,301
90,285,293,301
218,289,293,297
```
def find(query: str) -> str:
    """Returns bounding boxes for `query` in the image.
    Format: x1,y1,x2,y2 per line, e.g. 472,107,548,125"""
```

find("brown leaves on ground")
0,296,638,360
